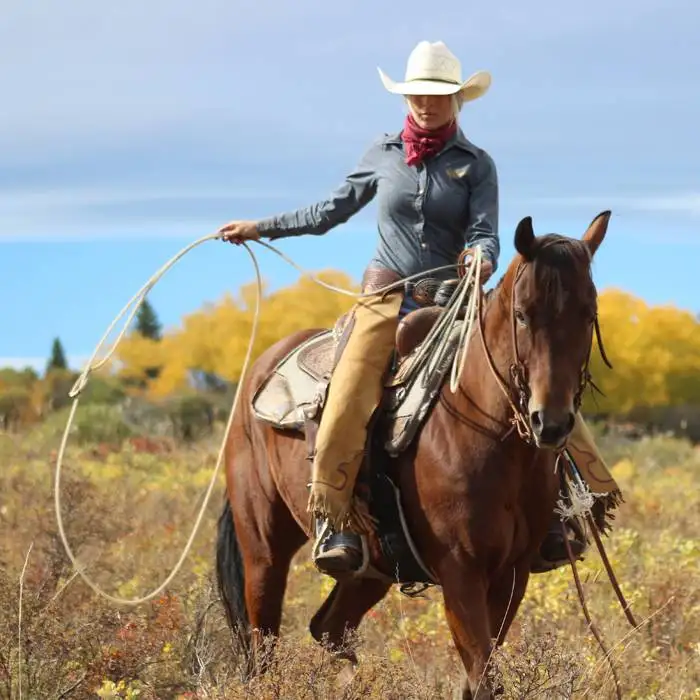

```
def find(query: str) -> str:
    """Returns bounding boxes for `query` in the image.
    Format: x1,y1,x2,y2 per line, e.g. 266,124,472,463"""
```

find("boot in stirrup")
312,518,363,575
531,514,587,574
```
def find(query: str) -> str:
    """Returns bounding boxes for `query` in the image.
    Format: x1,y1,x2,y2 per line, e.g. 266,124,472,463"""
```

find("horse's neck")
451,287,520,436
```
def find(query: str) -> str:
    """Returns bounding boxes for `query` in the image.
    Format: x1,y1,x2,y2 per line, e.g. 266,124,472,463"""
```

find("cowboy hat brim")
377,68,492,102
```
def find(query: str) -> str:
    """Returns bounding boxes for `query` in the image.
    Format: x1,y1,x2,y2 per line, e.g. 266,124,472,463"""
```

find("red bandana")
400,113,457,167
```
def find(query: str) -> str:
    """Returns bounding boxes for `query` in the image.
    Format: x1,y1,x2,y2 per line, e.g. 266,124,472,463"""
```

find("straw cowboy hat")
377,40,491,102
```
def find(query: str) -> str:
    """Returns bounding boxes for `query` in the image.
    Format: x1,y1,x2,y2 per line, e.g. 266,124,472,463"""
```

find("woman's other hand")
218,220,260,245
459,248,494,283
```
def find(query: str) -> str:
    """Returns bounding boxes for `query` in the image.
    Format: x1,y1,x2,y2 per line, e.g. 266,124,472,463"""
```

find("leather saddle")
250,269,466,458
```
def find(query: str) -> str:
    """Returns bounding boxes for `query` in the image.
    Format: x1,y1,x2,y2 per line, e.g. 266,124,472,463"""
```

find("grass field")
1,415,699,699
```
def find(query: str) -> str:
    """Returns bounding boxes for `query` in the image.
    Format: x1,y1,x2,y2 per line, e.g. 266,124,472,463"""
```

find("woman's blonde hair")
404,92,465,120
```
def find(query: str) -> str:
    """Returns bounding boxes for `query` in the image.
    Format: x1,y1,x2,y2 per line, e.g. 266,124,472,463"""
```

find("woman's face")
406,94,455,130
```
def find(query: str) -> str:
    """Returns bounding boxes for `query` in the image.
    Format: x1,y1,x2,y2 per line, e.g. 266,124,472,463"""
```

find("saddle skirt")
250,312,463,456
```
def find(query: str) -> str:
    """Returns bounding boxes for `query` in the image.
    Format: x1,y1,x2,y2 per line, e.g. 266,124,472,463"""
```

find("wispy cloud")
0,184,305,240
617,193,700,216
522,193,700,217
0,185,296,210
2,0,693,155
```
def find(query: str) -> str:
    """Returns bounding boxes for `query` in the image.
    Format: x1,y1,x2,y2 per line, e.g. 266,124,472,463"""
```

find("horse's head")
502,210,610,449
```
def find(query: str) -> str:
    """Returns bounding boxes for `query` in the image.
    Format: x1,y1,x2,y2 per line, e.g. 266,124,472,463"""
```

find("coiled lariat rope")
55,231,481,606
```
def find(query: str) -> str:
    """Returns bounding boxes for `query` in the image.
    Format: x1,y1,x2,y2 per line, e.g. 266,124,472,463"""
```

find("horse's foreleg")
309,577,391,664
441,572,496,700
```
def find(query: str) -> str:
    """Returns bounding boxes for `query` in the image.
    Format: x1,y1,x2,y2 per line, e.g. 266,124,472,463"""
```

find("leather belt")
361,266,404,296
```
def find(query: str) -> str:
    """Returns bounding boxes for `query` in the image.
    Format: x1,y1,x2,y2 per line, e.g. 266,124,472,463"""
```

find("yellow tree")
584,289,647,414
641,304,700,406
112,332,164,394
116,269,359,398
585,289,700,415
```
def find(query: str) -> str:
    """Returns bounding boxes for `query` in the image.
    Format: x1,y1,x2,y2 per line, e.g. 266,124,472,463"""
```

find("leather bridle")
473,249,613,447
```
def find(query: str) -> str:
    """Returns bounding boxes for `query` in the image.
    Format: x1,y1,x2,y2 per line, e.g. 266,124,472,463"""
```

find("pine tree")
133,298,163,381
46,337,68,373
135,299,162,341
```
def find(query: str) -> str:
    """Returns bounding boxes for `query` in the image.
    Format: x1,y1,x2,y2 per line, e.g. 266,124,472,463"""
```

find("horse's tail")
215,497,253,676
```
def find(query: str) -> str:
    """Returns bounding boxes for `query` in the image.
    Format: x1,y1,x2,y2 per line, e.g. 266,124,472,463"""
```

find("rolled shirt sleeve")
256,140,381,239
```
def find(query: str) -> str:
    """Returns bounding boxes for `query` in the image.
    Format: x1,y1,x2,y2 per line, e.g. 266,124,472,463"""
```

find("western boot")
531,514,587,574
312,518,363,575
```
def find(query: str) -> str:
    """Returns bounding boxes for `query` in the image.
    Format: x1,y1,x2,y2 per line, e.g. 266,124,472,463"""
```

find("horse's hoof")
333,659,357,692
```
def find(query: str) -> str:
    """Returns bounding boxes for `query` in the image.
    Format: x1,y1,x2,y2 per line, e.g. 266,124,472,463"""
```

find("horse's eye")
514,309,528,326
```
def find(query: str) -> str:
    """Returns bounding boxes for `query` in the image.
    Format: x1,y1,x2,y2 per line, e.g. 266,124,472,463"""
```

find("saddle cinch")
250,268,466,460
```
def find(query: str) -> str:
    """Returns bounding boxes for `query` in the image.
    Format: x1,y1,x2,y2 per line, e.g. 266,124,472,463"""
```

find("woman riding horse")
219,40,610,576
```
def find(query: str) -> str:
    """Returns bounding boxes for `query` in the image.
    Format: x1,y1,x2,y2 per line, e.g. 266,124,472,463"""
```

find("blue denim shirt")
257,126,500,311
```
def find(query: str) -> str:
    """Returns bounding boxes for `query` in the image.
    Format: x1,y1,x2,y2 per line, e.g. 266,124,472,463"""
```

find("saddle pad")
251,331,333,430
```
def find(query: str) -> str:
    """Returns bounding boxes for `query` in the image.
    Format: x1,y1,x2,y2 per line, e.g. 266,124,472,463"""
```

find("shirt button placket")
416,167,428,265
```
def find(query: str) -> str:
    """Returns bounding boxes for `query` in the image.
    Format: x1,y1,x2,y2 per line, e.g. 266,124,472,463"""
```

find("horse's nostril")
565,412,575,434
530,411,543,431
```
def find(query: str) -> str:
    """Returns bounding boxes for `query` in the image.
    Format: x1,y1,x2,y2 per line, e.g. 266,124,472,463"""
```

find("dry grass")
0,424,698,699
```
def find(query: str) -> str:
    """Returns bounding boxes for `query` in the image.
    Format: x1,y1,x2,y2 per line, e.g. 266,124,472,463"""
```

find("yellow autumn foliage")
586,288,700,414
112,274,700,417
115,270,358,398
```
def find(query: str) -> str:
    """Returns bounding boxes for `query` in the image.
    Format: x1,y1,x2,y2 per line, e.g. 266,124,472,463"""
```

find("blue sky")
2,0,699,371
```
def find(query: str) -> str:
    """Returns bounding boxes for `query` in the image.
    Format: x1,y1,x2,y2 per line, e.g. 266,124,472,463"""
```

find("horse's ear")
514,216,536,261
582,210,611,256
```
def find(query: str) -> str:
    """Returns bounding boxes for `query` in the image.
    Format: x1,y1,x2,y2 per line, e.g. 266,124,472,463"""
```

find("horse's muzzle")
529,408,575,449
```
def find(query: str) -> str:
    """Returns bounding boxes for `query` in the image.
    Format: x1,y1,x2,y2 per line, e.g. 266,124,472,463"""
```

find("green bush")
42,368,79,412
35,403,134,446
165,394,215,442
70,404,134,445
80,376,127,406
0,366,38,388
627,433,697,473
121,396,173,437
0,386,33,431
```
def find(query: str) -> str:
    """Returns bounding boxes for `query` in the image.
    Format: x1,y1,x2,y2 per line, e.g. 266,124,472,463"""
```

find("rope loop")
54,232,479,605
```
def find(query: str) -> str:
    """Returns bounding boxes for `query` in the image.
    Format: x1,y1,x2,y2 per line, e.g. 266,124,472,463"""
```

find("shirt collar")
381,125,480,158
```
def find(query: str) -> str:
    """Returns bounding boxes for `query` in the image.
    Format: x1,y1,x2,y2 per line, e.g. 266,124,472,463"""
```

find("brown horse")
216,210,611,699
